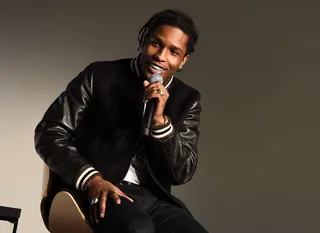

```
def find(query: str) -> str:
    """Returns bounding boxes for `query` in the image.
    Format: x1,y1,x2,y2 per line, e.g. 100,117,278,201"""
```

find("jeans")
91,182,208,233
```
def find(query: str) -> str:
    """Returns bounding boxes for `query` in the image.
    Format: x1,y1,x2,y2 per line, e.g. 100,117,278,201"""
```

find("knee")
124,214,154,233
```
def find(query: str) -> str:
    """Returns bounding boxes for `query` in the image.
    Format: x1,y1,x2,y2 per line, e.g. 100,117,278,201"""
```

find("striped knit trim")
80,170,100,191
152,123,171,134
150,123,174,140
75,166,100,191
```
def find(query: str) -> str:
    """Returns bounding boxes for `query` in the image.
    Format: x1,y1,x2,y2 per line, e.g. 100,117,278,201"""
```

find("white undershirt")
123,164,140,184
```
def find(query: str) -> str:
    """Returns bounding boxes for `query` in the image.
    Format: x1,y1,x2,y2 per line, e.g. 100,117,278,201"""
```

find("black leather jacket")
34,58,201,223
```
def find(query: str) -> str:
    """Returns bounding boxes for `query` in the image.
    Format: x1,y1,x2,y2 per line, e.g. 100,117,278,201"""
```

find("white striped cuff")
150,123,174,140
75,166,100,191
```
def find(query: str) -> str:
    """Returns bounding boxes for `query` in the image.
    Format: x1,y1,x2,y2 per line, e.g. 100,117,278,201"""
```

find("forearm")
149,129,198,185
148,100,201,185
35,116,101,191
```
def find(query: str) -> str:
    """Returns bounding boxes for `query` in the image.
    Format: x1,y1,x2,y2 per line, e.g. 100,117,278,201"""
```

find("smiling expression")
139,25,190,85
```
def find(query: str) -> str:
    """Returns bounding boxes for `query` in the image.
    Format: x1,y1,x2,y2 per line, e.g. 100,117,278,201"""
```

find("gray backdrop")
0,1,319,233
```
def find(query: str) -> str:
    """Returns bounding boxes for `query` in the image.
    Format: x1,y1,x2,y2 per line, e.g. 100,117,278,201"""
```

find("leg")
151,201,208,233
93,195,155,233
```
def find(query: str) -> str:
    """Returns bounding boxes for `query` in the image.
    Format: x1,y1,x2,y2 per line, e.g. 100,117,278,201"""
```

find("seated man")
35,8,208,233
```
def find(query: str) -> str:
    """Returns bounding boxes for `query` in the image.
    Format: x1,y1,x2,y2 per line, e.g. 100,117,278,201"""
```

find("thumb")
143,80,149,88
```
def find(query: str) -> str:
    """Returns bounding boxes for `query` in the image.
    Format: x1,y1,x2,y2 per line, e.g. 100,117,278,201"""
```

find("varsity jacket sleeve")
148,93,202,185
34,63,100,191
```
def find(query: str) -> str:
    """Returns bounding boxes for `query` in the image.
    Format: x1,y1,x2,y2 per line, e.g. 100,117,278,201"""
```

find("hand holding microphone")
142,74,169,136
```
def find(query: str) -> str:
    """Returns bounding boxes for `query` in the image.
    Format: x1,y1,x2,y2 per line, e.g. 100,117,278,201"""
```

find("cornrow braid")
137,9,199,56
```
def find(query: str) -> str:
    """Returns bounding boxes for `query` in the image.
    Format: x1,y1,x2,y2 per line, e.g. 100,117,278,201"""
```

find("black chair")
0,205,21,233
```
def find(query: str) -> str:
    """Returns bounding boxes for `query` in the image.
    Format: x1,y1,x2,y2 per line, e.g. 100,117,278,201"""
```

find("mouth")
147,62,166,74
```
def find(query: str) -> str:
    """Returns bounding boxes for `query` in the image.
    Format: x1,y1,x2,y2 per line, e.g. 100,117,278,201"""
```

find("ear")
179,54,190,70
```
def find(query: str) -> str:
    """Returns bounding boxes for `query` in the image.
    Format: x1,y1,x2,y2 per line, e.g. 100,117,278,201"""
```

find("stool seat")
48,191,94,233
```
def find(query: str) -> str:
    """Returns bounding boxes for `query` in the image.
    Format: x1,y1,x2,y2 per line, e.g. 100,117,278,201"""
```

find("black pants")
91,182,208,233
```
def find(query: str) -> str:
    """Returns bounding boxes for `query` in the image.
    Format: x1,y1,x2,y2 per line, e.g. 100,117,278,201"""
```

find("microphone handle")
141,100,156,136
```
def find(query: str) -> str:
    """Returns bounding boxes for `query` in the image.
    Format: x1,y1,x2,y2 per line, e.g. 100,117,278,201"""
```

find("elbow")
171,155,198,186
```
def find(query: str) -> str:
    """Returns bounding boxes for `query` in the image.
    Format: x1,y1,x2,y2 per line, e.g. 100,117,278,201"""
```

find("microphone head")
149,73,163,84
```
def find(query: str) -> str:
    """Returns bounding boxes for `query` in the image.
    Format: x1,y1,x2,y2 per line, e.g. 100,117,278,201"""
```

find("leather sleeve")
34,64,99,190
148,95,202,185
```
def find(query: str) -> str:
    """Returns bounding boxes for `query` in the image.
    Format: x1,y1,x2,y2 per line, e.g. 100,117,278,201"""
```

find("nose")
154,48,166,61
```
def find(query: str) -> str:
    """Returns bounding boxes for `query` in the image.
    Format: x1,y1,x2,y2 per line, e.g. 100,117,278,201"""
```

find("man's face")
139,25,190,84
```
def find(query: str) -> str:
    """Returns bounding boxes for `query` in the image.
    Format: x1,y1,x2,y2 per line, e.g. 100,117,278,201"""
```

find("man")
35,8,208,233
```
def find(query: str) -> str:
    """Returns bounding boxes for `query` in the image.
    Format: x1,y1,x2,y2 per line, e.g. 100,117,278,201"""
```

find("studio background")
0,1,319,233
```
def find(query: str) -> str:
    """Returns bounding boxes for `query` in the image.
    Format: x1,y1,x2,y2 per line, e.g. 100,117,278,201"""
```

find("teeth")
151,64,164,71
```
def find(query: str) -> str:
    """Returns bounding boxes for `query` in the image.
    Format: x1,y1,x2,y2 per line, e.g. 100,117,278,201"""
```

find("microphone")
141,73,163,136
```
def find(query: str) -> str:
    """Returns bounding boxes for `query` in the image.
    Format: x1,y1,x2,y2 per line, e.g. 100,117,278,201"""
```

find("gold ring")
157,88,165,96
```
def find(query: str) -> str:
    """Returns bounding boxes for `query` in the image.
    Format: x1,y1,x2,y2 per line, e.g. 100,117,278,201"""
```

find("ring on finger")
91,197,99,205
157,88,165,96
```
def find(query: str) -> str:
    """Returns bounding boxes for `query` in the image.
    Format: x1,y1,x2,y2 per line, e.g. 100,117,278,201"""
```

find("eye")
170,49,179,56
150,40,159,47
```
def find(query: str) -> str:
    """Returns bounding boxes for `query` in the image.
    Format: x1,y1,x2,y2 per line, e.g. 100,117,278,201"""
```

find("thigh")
151,201,208,233
93,196,155,233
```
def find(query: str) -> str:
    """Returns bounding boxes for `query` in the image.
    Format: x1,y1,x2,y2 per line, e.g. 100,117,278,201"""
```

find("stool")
0,205,21,233
48,191,94,233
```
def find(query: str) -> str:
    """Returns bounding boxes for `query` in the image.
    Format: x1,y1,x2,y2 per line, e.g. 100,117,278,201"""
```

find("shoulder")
170,77,201,102
165,77,202,125
78,58,133,89
86,58,132,75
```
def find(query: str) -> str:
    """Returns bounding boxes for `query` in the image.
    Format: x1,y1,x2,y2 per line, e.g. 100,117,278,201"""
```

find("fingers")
93,190,120,221
144,81,163,93
94,204,100,223
89,191,113,223
146,88,168,100
89,202,94,223
143,79,169,103
98,191,107,218
87,181,134,224
109,190,121,205
89,195,100,224
115,189,134,203
144,86,168,101
143,80,149,88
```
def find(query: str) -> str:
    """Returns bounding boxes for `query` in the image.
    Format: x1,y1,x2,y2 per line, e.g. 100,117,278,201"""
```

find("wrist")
84,173,103,190
75,166,102,191
152,115,167,126
150,115,174,141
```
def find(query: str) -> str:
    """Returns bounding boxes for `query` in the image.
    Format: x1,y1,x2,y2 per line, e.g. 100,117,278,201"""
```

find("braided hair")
137,9,199,56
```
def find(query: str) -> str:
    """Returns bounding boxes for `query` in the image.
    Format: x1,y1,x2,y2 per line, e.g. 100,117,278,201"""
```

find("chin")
143,72,152,80
143,70,155,80
148,70,166,78
142,68,167,81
